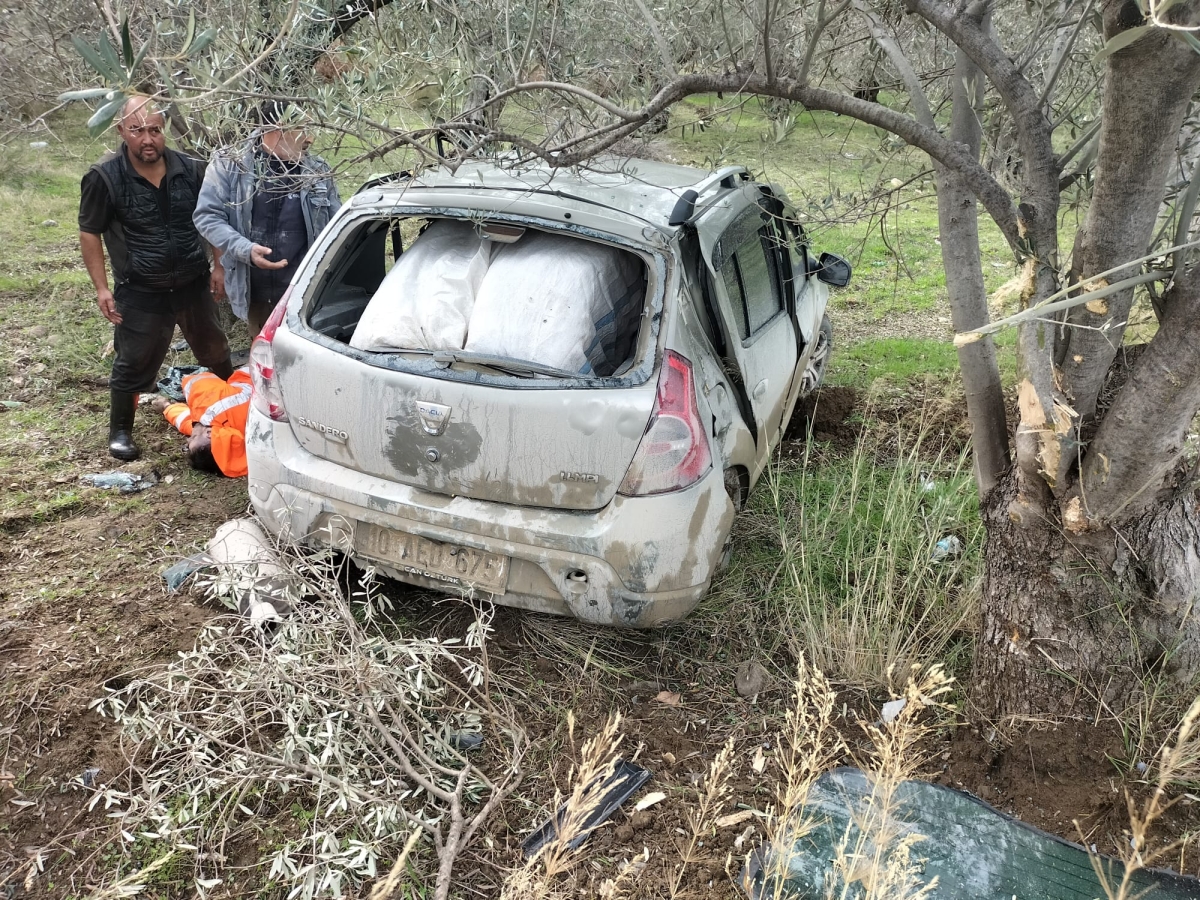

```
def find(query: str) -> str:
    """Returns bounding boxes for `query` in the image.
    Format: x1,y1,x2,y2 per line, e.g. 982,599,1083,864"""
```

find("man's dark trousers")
110,293,233,393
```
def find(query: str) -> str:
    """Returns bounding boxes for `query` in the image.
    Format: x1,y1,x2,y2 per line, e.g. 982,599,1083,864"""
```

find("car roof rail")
667,166,750,226
694,165,750,194
356,171,414,194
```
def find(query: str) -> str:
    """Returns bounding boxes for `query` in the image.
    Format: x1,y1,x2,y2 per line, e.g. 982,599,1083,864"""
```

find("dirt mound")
785,385,859,447
936,719,1200,858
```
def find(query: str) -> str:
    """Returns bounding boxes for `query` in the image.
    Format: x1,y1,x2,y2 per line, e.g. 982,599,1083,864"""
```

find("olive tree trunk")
937,11,1010,495
972,9,1200,720
853,0,1009,495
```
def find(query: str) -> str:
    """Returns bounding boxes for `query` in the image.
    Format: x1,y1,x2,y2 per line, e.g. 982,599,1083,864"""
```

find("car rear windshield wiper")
430,350,581,379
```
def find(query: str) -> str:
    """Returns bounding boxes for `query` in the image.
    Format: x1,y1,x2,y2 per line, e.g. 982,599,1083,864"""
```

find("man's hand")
96,287,121,325
250,244,288,270
210,262,227,302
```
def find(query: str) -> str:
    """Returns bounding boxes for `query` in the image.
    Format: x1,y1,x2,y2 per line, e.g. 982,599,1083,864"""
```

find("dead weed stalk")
1083,693,1200,899
669,736,736,898
756,656,953,900
87,548,524,900
501,712,626,900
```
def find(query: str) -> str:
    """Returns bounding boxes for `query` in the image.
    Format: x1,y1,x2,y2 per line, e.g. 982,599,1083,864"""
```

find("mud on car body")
245,159,849,627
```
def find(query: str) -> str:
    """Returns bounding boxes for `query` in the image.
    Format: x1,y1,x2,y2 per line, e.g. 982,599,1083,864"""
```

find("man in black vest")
79,97,234,461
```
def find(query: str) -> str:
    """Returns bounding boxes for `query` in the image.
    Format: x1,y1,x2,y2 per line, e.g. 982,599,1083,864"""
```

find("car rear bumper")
245,409,734,627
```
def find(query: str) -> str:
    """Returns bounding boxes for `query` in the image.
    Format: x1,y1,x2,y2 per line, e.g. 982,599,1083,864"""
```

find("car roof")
360,156,747,226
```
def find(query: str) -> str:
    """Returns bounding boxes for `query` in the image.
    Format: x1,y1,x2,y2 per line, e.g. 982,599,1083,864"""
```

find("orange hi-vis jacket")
162,368,253,477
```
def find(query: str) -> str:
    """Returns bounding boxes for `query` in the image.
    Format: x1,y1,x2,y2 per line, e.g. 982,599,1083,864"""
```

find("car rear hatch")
270,209,666,512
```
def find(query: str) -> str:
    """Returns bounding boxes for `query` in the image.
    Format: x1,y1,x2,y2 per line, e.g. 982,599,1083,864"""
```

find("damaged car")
245,159,850,627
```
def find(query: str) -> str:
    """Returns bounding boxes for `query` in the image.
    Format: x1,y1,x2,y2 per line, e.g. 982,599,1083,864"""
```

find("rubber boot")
210,356,234,381
108,389,140,461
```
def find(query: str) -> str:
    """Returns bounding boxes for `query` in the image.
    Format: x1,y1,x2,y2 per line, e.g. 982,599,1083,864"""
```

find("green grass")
834,337,964,387
735,420,982,686
828,329,1018,389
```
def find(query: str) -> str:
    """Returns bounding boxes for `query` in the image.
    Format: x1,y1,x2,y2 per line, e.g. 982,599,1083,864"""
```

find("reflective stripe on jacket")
161,368,253,477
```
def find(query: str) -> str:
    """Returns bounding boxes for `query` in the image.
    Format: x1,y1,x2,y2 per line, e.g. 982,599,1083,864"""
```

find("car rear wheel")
800,314,832,396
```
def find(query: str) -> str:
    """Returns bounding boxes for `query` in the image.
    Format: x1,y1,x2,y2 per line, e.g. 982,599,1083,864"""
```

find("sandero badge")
295,416,349,443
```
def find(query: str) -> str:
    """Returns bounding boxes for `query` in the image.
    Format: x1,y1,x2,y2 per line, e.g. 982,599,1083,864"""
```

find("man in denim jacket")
193,102,340,336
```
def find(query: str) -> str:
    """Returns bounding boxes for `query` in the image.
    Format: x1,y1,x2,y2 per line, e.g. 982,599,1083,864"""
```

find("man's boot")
109,389,140,461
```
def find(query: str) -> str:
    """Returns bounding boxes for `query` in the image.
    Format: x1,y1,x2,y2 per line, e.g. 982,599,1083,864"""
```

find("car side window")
719,224,785,341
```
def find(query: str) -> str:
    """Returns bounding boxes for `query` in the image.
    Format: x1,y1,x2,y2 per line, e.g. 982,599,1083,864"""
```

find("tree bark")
976,463,1200,721
1080,267,1200,526
904,0,1066,504
1126,492,1200,680
1057,7,1200,419
973,470,1140,720
937,8,1010,495
855,0,1009,494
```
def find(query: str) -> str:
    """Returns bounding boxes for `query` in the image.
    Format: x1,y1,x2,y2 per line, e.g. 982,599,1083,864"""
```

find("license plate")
356,524,510,595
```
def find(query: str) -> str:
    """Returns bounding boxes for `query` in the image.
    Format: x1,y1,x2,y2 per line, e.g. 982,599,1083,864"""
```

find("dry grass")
751,657,954,900
86,547,525,900
501,712,627,900
1085,693,1200,899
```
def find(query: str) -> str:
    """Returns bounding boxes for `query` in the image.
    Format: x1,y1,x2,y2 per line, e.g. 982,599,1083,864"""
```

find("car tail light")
250,292,290,422
618,350,711,496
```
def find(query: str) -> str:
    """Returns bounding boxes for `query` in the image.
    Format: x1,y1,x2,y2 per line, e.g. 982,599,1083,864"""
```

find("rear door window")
717,215,785,341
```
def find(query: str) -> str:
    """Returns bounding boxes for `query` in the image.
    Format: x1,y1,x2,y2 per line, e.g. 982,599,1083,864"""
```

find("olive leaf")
97,30,123,79
58,87,117,102
190,27,218,57
1094,24,1152,62
87,94,128,136
179,10,197,55
71,34,121,82
121,19,134,69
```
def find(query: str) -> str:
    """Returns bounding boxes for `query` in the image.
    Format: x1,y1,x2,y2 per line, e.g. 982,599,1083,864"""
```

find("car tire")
800,314,832,396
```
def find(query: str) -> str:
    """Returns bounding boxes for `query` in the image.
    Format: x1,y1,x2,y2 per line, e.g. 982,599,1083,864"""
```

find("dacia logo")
297,416,349,443
416,401,452,436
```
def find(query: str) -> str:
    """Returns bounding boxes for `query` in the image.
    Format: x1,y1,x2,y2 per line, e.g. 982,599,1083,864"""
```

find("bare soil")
3,360,1200,897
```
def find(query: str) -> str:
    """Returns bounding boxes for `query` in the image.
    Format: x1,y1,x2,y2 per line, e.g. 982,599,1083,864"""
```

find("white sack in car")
350,219,491,352
465,232,644,375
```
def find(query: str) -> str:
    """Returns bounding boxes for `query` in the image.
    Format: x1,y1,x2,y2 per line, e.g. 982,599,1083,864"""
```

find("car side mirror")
815,252,852,287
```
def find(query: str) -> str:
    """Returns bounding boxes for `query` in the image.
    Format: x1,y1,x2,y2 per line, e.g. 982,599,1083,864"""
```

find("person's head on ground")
186,423,221,474
258,100,312,162
117,97,166,165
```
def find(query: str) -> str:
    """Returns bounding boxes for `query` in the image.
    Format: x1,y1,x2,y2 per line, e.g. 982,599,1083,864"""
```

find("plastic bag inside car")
349,219,492,352
465,231,645,375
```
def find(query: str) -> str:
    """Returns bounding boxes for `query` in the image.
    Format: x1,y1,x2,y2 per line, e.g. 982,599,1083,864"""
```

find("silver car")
245,159,849,627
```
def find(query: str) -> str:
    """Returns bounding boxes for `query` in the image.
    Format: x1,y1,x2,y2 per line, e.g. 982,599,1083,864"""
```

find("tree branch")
1038,0,1098,109
631,0,678,78
485,72,1022,250
799,0,851,84
851,0,934,128
905,0,1060,205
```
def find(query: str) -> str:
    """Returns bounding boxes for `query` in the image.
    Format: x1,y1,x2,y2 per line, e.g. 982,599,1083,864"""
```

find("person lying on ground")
151,368,252,477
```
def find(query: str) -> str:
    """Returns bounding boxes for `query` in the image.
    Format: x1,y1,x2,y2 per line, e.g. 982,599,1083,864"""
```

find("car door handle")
753,379,768,399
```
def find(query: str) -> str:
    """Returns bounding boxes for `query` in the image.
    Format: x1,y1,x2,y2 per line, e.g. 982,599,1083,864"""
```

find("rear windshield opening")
305,215,649,378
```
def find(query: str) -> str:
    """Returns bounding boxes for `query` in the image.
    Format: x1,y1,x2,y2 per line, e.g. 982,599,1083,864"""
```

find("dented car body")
245,159,847,627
